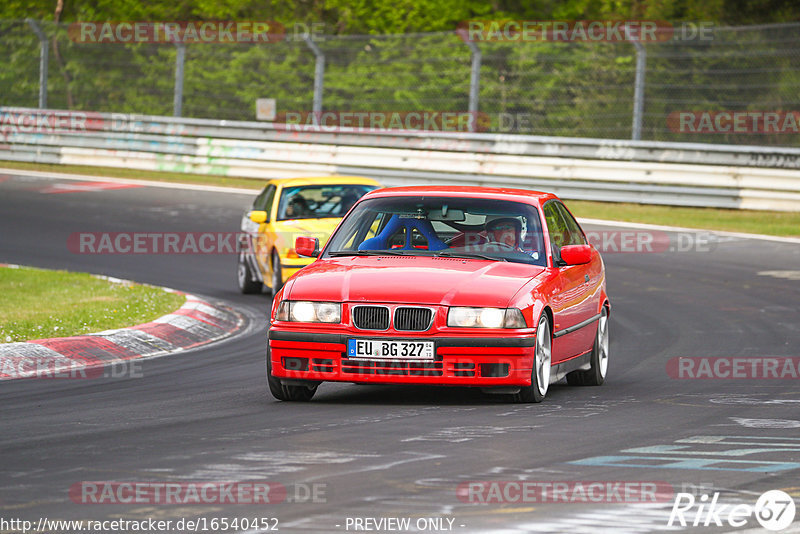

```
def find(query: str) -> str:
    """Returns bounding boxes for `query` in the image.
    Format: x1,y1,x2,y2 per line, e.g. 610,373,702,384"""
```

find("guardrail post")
173,43,186,117
25,19,48,109
629,38,646,141
465,40,481,132
303,36,325,114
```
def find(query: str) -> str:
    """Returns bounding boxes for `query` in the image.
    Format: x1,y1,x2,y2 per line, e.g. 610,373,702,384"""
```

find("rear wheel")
271,251,283,297
566,306,609,386
512,314,551,403
266,350,317,401
237,253,262,294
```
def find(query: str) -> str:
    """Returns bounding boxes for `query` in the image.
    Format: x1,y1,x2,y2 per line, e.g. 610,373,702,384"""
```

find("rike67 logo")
669,489,796,531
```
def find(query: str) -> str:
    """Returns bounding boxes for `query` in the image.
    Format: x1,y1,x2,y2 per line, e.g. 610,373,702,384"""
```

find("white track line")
3,167,799,243
0,167,257,195
578,217,800,244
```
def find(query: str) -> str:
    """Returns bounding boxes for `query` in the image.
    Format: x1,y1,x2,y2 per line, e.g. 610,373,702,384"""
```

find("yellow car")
237,176,381,295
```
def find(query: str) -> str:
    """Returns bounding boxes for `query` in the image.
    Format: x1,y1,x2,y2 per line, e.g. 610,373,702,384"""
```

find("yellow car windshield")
277,184,378,221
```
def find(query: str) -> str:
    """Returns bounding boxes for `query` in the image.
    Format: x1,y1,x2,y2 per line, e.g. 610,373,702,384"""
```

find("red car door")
543,201,598,362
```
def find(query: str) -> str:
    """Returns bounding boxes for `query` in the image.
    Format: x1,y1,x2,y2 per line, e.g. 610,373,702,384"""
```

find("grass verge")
2,160,799,238
0,265,186,343
567,200,800,238
0,161,266,190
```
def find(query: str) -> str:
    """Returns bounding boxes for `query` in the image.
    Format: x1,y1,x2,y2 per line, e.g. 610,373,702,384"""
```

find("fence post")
173,43,186,117
304,36,325,114
465,39,481,132
25,19,48,109
630,38,646,141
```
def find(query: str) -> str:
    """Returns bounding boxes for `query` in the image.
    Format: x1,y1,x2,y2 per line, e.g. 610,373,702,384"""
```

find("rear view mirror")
560,244,592,265
295,236,320,258
428,207,465,222
249,210,267,224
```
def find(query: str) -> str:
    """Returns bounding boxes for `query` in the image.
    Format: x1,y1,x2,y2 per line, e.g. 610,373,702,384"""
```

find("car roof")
360,185,558,204
267,176,381,188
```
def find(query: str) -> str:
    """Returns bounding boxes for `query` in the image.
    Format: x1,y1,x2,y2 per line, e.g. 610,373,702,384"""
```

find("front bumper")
268,330,535,386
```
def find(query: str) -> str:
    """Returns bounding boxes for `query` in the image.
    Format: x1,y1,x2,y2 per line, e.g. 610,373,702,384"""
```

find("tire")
271,251,283,297
512,313,551,403
567,306,609,386
266,349,317,402
237,253,262,294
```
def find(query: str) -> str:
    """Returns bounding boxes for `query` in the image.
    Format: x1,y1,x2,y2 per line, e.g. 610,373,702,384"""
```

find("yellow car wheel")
237,253,262,294
271,251,283,297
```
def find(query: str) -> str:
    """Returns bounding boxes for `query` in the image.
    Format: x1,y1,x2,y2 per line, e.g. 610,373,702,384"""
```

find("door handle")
584,274,590,283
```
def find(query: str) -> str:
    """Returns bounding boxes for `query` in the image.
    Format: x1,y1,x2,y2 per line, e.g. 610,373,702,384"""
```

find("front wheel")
271,251,284,297
567,306,609,386
266,350,317,401
512,313,551,403
237,253,262,294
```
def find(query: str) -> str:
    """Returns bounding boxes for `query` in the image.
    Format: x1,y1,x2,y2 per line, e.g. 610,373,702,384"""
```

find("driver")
485,217,523,251
285,196,310,218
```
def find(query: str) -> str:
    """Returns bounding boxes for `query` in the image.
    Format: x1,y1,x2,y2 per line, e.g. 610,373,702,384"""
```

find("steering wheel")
485,241,516,250
445,233,488,246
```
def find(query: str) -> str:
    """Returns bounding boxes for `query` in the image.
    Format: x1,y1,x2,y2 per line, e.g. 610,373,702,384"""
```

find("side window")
543,202,569,250
554,202,586,246
342,211,383,250
253,185,276,220
252,188,269,211
263,186,277,220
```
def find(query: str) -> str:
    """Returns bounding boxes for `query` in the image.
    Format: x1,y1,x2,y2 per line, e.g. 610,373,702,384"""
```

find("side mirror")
560,244,592,266
249,210,267,224
295,236,320,258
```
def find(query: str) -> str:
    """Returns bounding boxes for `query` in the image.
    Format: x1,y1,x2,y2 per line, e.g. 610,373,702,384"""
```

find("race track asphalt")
1,172,799,533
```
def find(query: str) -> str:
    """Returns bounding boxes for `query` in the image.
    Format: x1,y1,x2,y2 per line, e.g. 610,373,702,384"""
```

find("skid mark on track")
730,417,800,428
494,396,639,418
710,395,800,406
215,407,440,441
402,426,539,443
758,270,800,281
182,451,381,479
656,393,800,408
511,503,683,533
572,435,800,473
38,181,143,194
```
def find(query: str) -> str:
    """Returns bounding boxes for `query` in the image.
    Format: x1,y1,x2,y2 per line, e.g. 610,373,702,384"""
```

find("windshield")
277,184,378,221
323,196,547,266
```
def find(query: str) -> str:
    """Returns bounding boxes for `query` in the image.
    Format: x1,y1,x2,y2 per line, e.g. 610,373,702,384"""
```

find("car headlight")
276,301,341,323
447,307,526,328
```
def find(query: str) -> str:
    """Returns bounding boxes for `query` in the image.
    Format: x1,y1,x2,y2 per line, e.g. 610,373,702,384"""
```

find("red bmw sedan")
267,186,610,403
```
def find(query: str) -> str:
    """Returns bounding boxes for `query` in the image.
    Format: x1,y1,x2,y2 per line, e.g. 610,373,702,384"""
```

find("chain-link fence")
2,20,800,146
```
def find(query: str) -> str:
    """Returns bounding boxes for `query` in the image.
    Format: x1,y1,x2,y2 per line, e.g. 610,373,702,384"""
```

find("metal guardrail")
2,107,800,210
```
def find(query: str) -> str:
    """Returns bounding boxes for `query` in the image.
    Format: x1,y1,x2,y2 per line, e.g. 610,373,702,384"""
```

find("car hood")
269,218,342,255
273,218,340,241
286,256,545,307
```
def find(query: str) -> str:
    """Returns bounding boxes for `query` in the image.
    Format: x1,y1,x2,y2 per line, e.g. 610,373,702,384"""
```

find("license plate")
347,339,435,360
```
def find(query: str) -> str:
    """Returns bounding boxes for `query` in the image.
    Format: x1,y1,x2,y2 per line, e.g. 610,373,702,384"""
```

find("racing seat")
359,215,448,251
